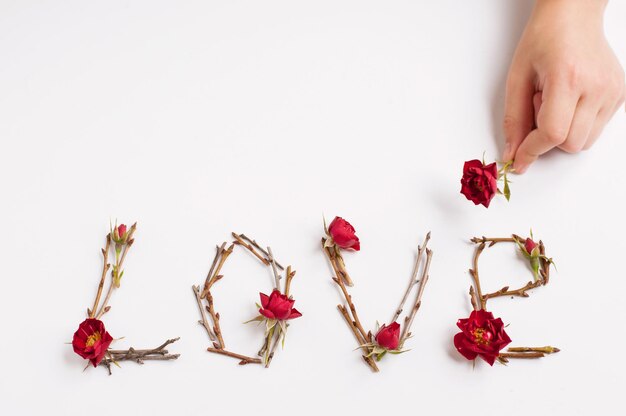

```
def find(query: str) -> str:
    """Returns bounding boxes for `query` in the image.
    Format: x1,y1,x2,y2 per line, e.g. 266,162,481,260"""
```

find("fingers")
557,98,599,153
513,79,579,173
583,82,625,150
502,69,536,162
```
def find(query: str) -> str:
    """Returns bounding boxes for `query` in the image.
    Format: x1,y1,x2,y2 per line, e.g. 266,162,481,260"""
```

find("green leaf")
243,315,265,324
503,174,511,201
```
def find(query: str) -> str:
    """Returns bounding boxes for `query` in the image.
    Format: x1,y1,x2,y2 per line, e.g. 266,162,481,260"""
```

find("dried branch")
207,348,262,365
192,285,217,342
90,235,111,318
201,243,226,298
267,246,281,291
284,266,295,297
401,248,433,341
232,233,270,266
333,277,368,342
393,233,430,322
507,346,560,354
95,226,136,319
240,234,284,270
201,243,233,298
100,337,180,375
205,290,225,349
337,305,379,372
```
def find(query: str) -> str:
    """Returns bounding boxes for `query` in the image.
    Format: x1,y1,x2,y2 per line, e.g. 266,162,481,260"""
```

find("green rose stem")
94,223,137,319
100,337,180,375
467,234,558,361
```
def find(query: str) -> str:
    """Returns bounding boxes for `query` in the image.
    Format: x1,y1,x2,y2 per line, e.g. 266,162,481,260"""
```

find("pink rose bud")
524,238,537,255
117,224,127,239
375,322,401,350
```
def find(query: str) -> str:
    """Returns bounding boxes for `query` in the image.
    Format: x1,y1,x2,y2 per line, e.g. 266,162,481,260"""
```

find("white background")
1,1,625,415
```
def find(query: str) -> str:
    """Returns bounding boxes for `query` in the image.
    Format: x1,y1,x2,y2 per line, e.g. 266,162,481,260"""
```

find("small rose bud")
328,217,360,251
524,238,537,256
375,322,401,351
117,224,127,238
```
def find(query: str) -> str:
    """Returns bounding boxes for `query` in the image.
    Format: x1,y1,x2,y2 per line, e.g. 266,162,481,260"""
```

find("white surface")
1,1,625,415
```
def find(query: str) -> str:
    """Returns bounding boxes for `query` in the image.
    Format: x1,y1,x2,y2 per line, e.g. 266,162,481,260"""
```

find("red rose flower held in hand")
460,160,499,208
328,216,360,251
259,290,302,321
375,322,401,350
72,318,114,367
454,310,511,366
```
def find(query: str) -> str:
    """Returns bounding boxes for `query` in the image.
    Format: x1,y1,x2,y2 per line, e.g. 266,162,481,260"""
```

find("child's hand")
503,0,625,174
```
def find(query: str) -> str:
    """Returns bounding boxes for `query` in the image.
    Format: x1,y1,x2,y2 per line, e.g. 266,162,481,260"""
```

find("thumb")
503,69,535,162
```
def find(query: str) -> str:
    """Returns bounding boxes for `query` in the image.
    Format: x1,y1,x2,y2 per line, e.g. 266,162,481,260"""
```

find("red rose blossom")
524,238,537,255
259,290,302,321
453,310,511,366
375,322,401,350
72,318,114,367
117,224,127,239
328,217,360,251
460,160,498,208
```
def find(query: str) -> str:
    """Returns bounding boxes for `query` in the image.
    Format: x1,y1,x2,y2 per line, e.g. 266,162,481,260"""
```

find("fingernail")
515,163,528,174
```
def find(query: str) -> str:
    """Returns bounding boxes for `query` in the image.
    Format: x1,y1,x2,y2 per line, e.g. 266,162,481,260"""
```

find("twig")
284,266,295,297
401,248,433,341
240,234,284,270
264,327,282,368
508,346,560,354
232,233,270,266
95,236,136,319
393,233,430,322
206,291,225,349
333,277,368,342
267,246,281,291
201,243,233,298
201,243,226,298
470,236,517,246
483,280,542,301
207,348,262,365
192,285,217,342
337,305,379,372
499,352,545,359
333,246,353,286
100,337,180,374
469,242,487,310
90,235,111,318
